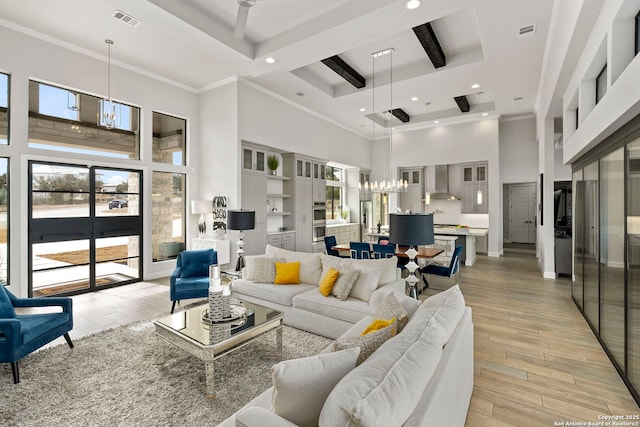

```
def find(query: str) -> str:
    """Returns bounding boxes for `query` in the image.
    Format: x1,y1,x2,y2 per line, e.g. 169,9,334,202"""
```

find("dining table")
331,243,445,298
330,243,444,259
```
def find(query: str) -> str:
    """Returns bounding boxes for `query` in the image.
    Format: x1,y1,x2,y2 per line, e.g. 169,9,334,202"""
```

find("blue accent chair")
0,285,73,383
372,243,395,259
324,236,349,258
349,242,371,259
170,249,217,313
420,245,463,289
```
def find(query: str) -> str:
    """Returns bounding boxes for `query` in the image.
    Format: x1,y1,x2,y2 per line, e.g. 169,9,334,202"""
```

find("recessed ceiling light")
434,120,440,124
513,96,524,101
411,97,418,101
295,91,305,97
405,0,420,10
360,108,366,112
482,113,488,116
471,83,480,89
265,57,275,64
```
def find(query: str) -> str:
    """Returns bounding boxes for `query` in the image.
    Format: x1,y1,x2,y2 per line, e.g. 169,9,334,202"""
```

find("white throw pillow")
271,347,360,427
242,254,267,280
344,256,398,286
266,245,323,285
349,265,382,302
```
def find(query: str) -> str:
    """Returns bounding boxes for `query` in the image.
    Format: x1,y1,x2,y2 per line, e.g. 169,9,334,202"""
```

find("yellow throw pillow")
361,317,397,336
319,267,340,296
274,261,301,285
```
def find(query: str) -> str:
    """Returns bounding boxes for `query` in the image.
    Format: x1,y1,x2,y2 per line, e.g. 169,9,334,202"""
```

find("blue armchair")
170,249,217,313
0,285,73,383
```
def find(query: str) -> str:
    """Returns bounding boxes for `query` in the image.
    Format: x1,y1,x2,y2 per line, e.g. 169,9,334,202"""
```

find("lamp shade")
227,210,255,231
191,200,211,215
389,213,434,246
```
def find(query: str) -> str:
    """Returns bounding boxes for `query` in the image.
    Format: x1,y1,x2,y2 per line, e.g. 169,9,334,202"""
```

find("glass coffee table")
154,300,284,398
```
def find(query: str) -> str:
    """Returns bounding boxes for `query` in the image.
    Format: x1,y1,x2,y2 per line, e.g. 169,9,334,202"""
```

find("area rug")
0,321,331,426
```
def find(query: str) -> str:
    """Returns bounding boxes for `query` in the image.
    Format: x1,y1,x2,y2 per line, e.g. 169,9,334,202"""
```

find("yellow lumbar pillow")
274,261,301,284
361,317,397,336
319,267,340,296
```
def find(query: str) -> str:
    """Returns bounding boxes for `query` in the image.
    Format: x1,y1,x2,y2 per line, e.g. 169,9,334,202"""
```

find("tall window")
152,112,186,166
326,165,345,220
0,72,8,145
152,172,185,261
28,81,140,159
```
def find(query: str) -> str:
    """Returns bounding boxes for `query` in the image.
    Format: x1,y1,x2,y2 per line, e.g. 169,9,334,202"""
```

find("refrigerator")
360,200,373,241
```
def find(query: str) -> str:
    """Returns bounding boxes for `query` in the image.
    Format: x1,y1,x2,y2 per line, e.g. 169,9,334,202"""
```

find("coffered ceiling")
0,0,555,137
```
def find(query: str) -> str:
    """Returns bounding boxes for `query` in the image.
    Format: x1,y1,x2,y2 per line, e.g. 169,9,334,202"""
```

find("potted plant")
340,209,349,222
267,155,279,175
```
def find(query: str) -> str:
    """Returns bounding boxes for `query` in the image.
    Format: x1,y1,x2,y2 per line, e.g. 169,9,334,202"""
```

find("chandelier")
359,47,407,194
98,39,117,130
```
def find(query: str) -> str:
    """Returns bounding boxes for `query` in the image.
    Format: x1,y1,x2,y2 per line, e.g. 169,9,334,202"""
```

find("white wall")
499,117,538,184
237,81,372,169
563,0,640,163
0,26,198,294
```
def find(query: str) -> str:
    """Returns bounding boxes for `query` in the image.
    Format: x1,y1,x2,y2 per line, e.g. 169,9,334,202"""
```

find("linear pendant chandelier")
98,39,117,130
359,47,408,194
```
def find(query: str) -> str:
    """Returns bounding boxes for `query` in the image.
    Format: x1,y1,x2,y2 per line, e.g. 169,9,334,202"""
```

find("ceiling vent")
113,9,141,27
517,24,536,37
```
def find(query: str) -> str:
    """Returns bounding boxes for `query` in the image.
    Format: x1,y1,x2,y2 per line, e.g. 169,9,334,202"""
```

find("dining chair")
324,236,348,258
372,243,395,259
349,242,371,259
377,236,390,244
420,245,463,289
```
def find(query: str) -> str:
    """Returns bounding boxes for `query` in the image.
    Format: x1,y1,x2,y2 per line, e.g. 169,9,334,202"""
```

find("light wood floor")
33,252,640,425
424,252,640,426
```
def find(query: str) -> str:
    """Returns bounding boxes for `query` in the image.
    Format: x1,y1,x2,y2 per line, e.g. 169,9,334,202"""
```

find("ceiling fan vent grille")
113,9,141,28
518,24,536,37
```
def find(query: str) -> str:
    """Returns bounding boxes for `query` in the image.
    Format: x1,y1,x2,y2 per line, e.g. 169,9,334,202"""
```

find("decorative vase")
208,264,228,320
270,169,276,176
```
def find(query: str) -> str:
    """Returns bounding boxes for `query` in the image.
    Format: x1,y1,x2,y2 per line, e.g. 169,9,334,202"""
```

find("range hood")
430,165,460,201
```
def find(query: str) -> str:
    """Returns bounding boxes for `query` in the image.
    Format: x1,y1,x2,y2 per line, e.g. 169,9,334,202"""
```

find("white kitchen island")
434,227,488,266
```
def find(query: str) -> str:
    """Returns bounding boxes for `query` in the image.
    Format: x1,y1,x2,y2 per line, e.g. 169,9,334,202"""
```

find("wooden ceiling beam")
321,55,366,89
454,95,470,112
390,108,410,123
412,22,446,68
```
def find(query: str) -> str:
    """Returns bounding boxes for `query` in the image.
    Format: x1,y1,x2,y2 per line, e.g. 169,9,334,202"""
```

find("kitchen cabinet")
399,167,424,213
241,172,267,256
268,231,295,251
242,146,266,174
312,161,326,202
461,162,488,213
283,154,321,253
327,223,360,245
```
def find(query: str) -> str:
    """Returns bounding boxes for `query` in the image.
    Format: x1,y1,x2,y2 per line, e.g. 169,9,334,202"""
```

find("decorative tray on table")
202,303,247,326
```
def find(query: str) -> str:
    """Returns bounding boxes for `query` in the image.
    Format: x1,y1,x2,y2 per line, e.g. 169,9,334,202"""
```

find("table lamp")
191,200,211,238
227,209,255,272
389,213,434,299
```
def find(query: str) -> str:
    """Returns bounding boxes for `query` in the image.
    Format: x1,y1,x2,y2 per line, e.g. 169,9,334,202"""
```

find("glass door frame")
28,160,143,297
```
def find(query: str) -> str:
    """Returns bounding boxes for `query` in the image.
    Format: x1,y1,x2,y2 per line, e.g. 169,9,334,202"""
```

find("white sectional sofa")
231,245,406,339
219,285,474,427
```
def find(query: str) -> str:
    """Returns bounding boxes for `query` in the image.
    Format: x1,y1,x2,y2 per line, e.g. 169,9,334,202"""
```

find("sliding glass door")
28,161,142,296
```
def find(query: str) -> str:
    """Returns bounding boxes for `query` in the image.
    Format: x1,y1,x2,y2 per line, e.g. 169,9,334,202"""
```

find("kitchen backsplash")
427,200,489,228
